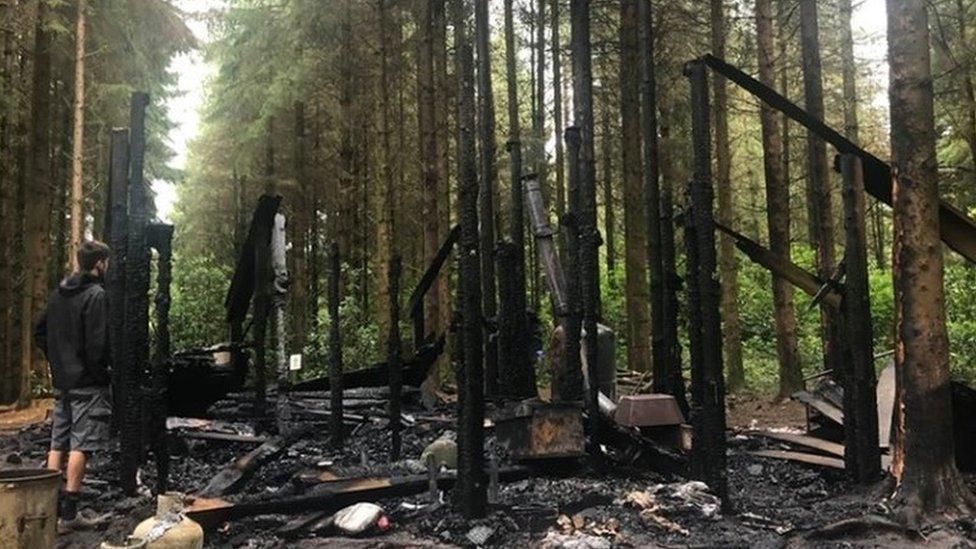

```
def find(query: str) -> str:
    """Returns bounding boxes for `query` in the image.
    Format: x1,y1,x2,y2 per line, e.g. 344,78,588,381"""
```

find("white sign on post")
289,353,303,371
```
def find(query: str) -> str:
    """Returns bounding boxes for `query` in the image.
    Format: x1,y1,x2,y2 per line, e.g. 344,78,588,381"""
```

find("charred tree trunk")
570,0,601,439
560,127,585,403
839,155,881,483
453,0,486,519
619,0,652,373
756,0,803,400
799,0,840,380
533,0,547,182
150,223,173,493
328,242,344,447
657,124,688,413
710,0,743,391
685,60,728,503
886,0,975,520
502,0,534,399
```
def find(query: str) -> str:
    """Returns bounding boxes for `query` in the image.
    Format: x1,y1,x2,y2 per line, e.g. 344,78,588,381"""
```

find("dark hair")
78,240,111,271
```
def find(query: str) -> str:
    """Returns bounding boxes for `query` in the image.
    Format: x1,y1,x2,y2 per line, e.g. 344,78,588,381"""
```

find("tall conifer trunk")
618,0,651,373
551,0,565,218
69,0,87,270
799,0,839,379
20,0,54,405
710,0,743,390
886,0,975,521
756,0,803,399
377,0,396,357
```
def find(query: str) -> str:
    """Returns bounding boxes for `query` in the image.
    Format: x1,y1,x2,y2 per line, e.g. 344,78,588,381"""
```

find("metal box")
613,394,684,428
494,400,585,460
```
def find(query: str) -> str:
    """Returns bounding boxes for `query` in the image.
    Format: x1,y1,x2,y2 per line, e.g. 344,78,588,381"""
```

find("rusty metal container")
495,400,585,460
613,394,684,428
0,468,60,549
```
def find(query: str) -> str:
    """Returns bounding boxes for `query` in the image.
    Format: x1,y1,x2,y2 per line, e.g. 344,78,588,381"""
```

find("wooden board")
750,449,845,470
748,430,845,458
792,390,844,425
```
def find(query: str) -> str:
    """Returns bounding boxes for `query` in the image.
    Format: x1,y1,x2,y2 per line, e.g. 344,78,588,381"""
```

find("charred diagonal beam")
107,128,132,493
225,195,282,340
121,93,152,495
187,467,533,528
700,54,976,264
407,224,460,348
524,175,568,316
713,221,842,310
684,61,728,502
197,425,311,498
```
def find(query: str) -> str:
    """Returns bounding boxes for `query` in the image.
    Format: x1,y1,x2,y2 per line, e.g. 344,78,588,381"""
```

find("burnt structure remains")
78,42,976,544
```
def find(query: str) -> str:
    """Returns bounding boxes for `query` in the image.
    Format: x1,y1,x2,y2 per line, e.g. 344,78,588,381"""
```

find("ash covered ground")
2,395,975,548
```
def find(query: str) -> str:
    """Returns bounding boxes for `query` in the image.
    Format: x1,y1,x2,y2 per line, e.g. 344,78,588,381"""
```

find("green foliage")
169,253,234,350
300,262,380,381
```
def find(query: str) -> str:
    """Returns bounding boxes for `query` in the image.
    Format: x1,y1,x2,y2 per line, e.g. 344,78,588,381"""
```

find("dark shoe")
58,491,80,521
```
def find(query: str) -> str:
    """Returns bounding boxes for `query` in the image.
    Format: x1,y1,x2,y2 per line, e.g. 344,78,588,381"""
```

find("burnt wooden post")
505,141,534,399
839,154,881,481
107,128,135,494
272,213,291,431
560,128,585,404
496,241,519,399
684,60,728,502
148,222,173,493
328,242,344,447
453,0,487,516
122,92,152,494
658,125,688,414
388,255,403,461
252,202,273,419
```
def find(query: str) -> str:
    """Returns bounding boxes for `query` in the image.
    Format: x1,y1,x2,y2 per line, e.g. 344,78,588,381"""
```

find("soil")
1,393,974,548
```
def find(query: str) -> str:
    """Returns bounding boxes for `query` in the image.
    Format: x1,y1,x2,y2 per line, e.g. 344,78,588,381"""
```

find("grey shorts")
51,386,112,453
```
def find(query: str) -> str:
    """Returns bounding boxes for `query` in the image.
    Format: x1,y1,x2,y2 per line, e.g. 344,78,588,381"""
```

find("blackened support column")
839,153,881,482
684,60,728,503
121,92,152,494
107,127,133,494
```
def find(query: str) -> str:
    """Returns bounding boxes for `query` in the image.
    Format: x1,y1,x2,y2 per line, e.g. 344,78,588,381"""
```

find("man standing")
34,240,111,525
